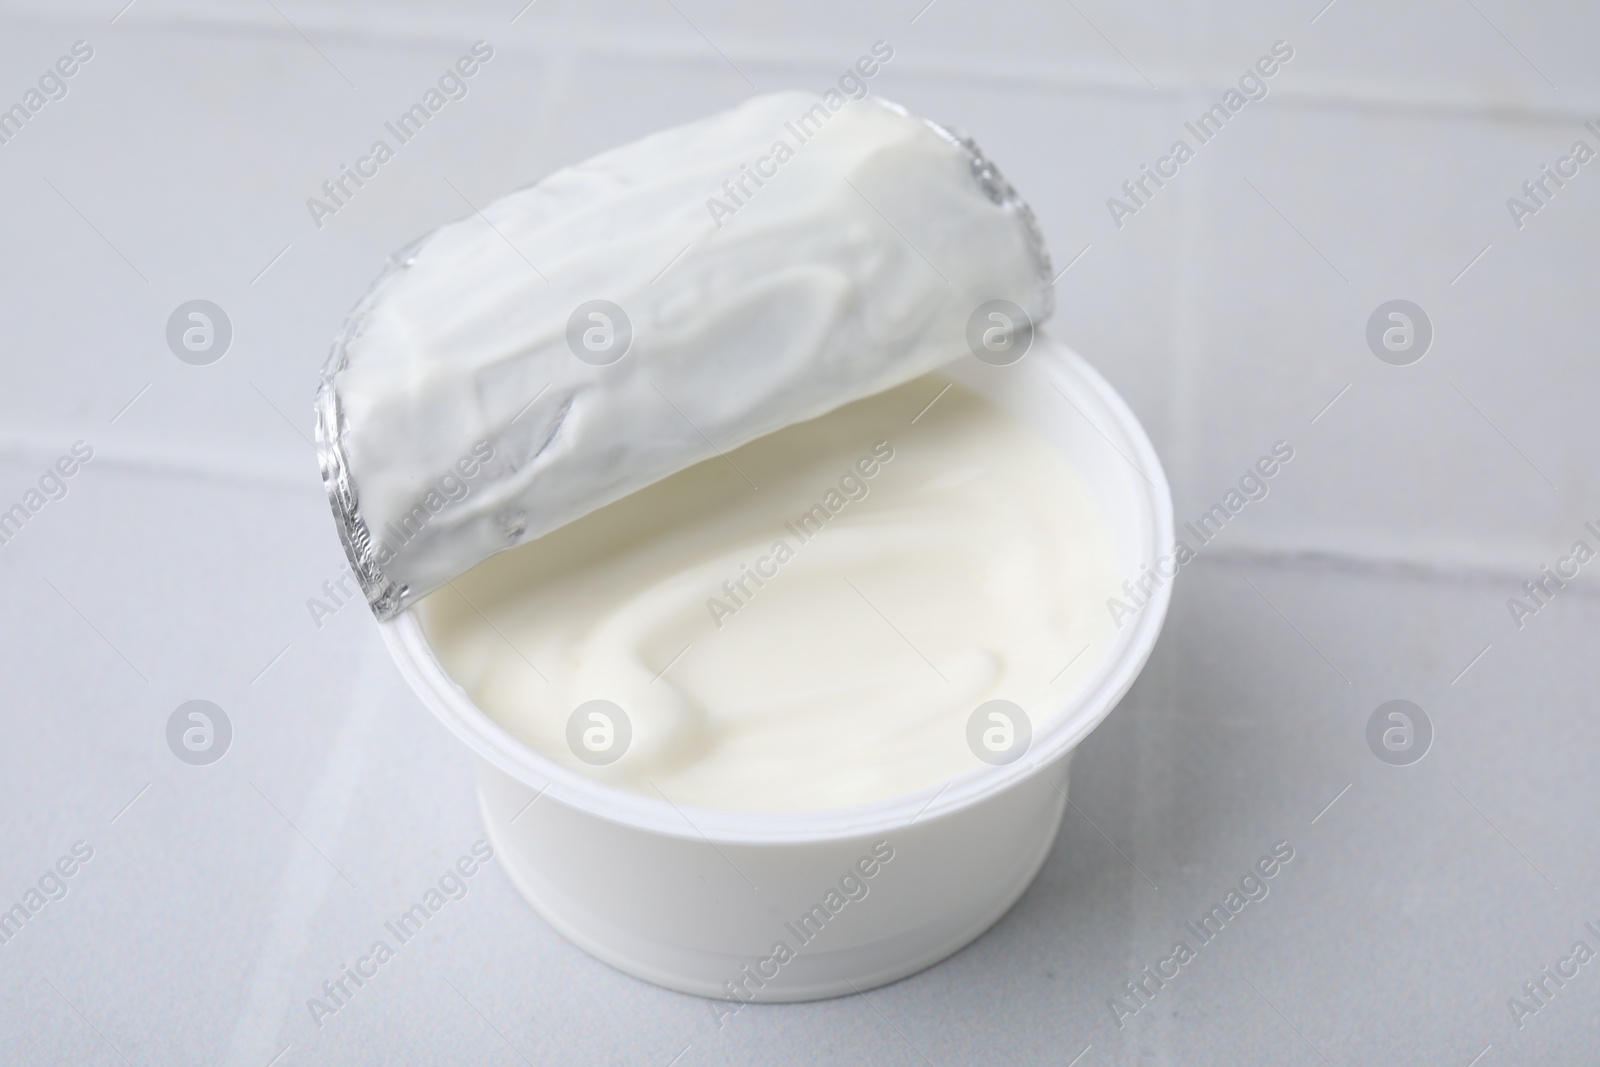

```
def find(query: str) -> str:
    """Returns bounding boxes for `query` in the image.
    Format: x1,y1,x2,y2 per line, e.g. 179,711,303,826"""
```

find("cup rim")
381,334,1173,845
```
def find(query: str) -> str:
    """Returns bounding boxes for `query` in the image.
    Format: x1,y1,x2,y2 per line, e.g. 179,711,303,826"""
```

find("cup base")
477,766,1070,1002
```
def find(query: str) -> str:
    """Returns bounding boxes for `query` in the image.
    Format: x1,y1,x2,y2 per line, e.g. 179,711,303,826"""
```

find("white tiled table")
2,2,1597,1063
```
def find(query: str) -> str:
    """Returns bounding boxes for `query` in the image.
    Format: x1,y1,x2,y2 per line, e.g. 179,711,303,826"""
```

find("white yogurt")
318,91,1052,617
417,378,1119,812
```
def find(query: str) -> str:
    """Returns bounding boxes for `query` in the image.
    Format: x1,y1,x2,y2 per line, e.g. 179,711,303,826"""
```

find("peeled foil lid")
316,97,1056,627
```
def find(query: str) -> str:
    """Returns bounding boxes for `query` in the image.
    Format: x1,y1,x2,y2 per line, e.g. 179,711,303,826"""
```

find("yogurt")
417,377,1119,812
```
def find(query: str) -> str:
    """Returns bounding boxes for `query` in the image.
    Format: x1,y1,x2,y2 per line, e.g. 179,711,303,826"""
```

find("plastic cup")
380,333,1173,1001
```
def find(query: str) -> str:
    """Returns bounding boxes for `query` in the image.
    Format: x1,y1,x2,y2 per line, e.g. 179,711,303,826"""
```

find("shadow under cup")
379,333,1174,1002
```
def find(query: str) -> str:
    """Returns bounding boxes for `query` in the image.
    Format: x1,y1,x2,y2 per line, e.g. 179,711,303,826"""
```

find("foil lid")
919,114,1055,322
313,237,425,621
315,92,1054,621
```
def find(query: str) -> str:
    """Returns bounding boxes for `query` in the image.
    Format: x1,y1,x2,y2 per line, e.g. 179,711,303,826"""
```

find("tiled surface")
1,1,1597,1063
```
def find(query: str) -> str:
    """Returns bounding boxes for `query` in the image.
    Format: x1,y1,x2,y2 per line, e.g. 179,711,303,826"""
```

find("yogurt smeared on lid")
316,91,1052,618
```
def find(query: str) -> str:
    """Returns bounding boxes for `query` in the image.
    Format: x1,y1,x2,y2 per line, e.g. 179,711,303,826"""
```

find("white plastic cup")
380,334,1173,1001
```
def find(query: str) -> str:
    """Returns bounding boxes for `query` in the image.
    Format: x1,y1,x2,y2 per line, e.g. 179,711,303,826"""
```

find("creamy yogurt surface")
418,377,1119,812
